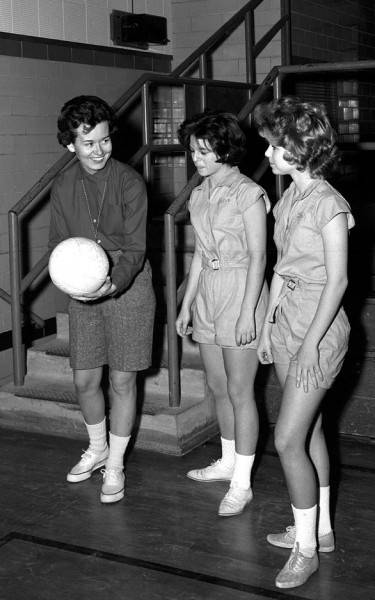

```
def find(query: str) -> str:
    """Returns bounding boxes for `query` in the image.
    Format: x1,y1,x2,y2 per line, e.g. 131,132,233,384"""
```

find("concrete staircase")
0,318,219,456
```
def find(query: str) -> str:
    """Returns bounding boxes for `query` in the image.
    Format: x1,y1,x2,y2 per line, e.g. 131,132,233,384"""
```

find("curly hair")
57,95,115,147
177,110,247,166
253,96,340,178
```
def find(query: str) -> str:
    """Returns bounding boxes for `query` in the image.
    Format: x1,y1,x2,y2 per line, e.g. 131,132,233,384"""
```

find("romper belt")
268,275,325,323
201,256,250,270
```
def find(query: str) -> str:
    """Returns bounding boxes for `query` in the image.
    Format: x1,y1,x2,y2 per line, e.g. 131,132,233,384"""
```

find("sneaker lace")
101,468,122,483
80,449,95,464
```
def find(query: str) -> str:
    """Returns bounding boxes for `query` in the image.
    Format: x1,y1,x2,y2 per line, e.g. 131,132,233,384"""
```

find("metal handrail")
8,0,290,387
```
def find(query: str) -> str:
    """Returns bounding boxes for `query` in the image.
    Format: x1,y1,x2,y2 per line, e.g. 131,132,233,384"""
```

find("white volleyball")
49,237,109,295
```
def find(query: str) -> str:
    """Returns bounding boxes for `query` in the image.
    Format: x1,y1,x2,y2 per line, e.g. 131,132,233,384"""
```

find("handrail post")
141,81,151,183
198,53,207,79
273,72,285,199
8,211,24,385
245,10,256,85
164,213,181,407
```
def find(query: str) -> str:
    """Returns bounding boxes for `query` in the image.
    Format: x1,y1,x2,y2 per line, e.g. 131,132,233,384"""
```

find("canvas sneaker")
100,468,125,504
187,459,234,482
267,525,335,553
67,447,109,483
218,483,253,517
275,543,319,589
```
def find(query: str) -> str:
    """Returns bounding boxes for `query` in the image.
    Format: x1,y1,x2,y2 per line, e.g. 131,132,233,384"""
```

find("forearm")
180,248,202,310
240,252,266,314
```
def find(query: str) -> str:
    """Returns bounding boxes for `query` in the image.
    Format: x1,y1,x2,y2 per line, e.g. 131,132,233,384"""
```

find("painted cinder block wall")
171,0,282,83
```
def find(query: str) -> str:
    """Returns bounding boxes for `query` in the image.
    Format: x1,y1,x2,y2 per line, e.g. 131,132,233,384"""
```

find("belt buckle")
211,259,220,270
287,279,296,290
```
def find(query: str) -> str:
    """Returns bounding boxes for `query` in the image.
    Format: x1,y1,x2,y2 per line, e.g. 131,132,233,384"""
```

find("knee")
109,371,136,397
227,380,253,405
274,428,296,458
73,372,99,395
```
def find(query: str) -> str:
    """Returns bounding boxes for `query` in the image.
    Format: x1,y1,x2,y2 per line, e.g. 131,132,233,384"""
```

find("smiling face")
67,121,112,174
189,135,226,180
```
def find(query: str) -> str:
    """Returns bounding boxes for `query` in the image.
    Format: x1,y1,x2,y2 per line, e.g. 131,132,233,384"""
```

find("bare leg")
73,367,105,424
199,344,234,440
222,347,259,455
274,372,326,508
274,363,329,489
108,370,137,437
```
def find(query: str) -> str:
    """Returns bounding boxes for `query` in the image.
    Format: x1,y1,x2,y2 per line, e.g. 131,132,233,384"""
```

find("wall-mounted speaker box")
111,11,169,48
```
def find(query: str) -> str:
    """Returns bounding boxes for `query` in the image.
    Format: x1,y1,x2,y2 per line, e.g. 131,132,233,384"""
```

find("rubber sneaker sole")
187,471,233,482
100,488,125,504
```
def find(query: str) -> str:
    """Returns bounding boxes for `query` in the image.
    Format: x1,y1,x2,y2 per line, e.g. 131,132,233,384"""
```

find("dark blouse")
48,158,147,294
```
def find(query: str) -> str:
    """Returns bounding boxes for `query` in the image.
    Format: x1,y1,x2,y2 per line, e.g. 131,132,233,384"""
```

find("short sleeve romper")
189,166,271,348
270,179,355,388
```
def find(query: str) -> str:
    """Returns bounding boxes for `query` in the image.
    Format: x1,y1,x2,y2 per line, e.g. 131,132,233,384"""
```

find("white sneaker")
67,447,108,483
275,543,319,589
100,468,125,504
218,483,253,517
187,459,234,482
267,526,335,553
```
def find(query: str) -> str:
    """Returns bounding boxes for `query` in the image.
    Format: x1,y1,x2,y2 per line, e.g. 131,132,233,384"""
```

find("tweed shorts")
270,279,350,389
68,261,155,372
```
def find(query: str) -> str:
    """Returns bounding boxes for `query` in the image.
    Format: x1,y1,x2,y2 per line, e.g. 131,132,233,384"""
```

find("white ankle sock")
292,504,317,556
318,486,332,536
106,432,130,471
220,437,236,470
231,453,255,489
86,418,107,454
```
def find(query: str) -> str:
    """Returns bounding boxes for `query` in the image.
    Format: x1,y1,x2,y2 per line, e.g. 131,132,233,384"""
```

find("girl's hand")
71,276,115,302
176,306,193,337
235,313,256,346
257,324,273,364
293,342,324,392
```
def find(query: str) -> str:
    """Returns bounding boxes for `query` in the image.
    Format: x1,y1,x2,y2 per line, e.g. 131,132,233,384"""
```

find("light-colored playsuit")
270,179,355,388
188,166,270,348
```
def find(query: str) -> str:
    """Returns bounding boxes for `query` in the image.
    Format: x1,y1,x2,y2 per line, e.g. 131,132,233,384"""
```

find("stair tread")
3,378,207,417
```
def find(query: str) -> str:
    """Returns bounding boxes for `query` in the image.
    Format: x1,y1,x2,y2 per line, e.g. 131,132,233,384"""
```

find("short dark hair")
253,96,340,178
57,95,115,147
177,110,247,166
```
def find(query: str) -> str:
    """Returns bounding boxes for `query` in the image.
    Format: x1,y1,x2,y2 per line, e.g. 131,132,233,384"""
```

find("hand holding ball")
49,237,109,296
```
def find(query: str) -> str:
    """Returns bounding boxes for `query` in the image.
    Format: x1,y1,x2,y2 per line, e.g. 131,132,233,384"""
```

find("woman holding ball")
48,95,155,504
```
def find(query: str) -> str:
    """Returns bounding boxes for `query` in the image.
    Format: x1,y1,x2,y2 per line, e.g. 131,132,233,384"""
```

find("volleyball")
49,237,109,295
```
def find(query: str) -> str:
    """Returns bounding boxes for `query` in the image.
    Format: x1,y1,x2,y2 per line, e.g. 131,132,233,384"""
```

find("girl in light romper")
254,96,354,589
176,111,270,517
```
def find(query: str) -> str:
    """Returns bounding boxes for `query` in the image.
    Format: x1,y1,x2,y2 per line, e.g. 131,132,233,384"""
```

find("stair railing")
8,0,291,387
